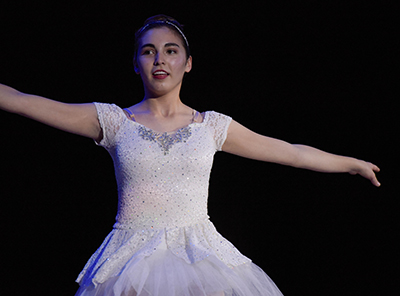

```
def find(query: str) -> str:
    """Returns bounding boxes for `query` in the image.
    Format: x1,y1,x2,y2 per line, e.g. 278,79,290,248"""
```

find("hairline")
134,25,191,63
140,42,181,50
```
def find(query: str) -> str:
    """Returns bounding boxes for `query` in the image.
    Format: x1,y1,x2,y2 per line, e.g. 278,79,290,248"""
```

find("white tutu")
75,234,282,296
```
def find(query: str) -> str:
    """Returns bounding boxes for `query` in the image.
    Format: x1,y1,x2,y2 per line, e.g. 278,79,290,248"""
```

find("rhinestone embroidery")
138,125,192,155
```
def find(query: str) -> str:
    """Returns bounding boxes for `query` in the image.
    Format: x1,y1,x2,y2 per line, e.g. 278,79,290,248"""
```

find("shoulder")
92,103,128,148
204,111,232,125
93,102,127,119
93,102,127,128
93,102,122,113
202,111,232,151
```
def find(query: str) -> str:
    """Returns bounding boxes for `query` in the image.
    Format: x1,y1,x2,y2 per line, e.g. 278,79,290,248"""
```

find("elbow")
287,144,304,168
14,93,31,116
0,88,26,114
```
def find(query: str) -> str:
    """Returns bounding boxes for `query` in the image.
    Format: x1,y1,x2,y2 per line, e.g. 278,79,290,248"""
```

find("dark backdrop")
0,1,396,295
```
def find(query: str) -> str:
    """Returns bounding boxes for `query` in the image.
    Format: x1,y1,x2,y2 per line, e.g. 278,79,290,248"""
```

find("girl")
0,15,379,296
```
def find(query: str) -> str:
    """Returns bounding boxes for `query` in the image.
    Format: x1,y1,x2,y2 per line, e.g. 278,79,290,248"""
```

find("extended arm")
222,120,380,186
0,83,102,141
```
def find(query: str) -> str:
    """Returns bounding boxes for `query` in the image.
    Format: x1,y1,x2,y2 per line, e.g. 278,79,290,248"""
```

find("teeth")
154,71,167,75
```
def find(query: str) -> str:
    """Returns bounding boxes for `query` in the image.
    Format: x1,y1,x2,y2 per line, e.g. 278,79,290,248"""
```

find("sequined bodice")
94,103,232,230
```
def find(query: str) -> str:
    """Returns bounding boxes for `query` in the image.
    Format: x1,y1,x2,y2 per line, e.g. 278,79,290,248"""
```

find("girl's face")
135,27,192,98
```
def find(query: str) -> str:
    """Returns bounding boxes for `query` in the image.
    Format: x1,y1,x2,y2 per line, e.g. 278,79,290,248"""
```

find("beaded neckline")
121,107,208,134
138,125,192,155
119,107,208,155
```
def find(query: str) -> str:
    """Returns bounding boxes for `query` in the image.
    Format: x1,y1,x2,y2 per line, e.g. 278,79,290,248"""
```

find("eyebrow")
140,42,181,49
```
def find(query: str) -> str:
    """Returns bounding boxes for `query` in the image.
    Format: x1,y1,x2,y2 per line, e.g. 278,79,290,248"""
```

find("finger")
373,165,380,172
371,175,381,187
368,162,380,172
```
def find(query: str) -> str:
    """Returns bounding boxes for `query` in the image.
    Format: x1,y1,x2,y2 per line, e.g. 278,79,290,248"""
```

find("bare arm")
222,120,380,186
0,83,102,141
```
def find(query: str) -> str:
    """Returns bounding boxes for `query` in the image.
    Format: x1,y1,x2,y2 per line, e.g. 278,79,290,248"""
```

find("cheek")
171,58,188,72
136,59,153,76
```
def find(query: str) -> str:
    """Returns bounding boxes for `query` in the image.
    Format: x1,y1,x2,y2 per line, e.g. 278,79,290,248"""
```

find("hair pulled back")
133,15,191,66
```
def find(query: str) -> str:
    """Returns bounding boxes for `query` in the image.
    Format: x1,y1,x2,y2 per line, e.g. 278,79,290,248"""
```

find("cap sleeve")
205,111,232,151
93,102,126,149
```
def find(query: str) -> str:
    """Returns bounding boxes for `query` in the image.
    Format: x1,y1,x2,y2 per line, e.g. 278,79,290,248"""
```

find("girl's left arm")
222,120,380,187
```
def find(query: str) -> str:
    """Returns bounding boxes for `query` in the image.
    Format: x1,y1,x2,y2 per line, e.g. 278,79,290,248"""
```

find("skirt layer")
76,221,252,286
75,238,283,296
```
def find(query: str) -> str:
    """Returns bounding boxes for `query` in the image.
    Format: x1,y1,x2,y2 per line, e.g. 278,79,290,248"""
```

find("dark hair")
133,15,191,66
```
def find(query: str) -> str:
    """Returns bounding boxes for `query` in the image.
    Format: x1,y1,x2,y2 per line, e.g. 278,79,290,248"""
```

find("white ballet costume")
75,103,283,296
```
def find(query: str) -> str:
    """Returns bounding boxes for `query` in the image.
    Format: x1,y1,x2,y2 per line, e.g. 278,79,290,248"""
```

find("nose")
153,52,165,66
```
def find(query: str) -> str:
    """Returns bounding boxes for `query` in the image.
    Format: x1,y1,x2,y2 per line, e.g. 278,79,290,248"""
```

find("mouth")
152,70,169,79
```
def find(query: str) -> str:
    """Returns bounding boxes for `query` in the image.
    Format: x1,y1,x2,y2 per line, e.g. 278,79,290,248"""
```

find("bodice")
94,103,232,230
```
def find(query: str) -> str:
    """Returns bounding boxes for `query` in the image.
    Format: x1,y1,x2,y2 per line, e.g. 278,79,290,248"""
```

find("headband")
138,20,189,48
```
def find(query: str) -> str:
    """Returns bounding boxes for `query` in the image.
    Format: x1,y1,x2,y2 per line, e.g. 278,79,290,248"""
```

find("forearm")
293,144,359,173
1,83,67,119
0,83,69,126
293,144,380,186
0,83,62,118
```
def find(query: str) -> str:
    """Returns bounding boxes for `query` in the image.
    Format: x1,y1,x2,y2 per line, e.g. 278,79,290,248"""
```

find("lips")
152,70,169,79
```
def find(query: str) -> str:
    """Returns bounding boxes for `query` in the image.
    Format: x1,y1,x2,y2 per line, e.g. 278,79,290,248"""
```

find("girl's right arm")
0,83,102,142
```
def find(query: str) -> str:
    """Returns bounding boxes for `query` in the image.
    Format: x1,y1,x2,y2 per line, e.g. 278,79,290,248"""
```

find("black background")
0,1,397,295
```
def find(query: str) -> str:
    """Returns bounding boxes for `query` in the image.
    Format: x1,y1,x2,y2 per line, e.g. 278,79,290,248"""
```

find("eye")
141,48,155,55
166,48,178,54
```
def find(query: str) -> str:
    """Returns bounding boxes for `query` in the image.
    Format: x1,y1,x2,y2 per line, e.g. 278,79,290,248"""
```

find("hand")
350,160,381,187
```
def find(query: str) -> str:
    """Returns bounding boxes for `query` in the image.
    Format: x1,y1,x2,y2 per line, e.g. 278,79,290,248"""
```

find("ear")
185,56,192,73
134,65,140,74
133,58,140,74
134,64,140,74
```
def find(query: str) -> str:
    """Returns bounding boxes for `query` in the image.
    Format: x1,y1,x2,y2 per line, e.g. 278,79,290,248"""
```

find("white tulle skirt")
75,223,283,296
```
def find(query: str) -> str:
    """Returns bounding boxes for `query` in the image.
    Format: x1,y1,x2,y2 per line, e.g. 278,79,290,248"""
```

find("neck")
141,96,185,116
136,81,189,116
138,80,187,116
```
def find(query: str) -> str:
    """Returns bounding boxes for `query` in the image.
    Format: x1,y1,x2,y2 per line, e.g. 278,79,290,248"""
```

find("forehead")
139,27,184,46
